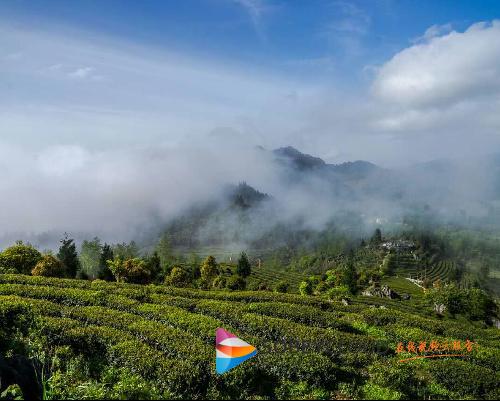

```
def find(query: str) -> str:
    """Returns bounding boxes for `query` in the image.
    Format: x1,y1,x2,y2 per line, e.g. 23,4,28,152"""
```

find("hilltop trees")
57,234,80,278
107,258,150,284
79,237,102,279
98,243,115,281
156,235,175,275
236,252,251,278
165,266,190,287
113,241,139,260
145,251,162,282
0,241,42,274
200,255,219,288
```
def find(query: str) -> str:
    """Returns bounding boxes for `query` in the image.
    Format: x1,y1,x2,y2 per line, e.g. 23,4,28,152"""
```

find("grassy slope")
0,274,499,400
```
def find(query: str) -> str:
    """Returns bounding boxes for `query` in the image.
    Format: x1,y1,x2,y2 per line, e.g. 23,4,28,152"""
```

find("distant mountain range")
158,145,500,252
273,146,380,178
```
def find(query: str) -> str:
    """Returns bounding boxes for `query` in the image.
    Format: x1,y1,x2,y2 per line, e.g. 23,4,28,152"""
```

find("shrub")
326,285,351,300
0,242,42,275
164,266,190,288
107,258,151,284
426,359,498,398
299,280,313,296
32,254,67,278
274,280,289,293
226,275,246,291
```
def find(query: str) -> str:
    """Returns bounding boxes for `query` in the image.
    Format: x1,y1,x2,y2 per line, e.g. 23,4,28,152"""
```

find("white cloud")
38,145,90,177
0,22,307,151
372,20,500,109
412,23,453,43
1,19,500,244
68,66,96,79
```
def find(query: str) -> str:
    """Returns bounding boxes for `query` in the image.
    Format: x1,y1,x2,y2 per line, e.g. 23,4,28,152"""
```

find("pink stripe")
216,328,236,345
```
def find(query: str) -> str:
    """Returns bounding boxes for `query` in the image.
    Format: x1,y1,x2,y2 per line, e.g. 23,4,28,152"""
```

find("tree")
145,252,162,282
164,266,190,287
466,288,495,321
97,243,114,281
113,241,139,260
79,237,102,279
107,258,151,284
236,252,252,278
340,258,357,294
32,254,67,278
200,255,219,287
156,235,174,274
0,241,42,275
370,228,383,246
57,233,80,278
188,253,201,280
426,284,464,316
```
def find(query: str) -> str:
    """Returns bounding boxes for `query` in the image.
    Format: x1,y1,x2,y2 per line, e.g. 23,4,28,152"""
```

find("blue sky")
1,1,500,241
1,0,499,168
2,0,500,86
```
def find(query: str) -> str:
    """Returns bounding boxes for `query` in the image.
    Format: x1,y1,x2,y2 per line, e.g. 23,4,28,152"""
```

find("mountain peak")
273,146,326,171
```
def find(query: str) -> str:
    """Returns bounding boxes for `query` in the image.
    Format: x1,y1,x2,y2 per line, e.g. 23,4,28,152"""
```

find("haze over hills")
153,145,500,255
1,144,499,252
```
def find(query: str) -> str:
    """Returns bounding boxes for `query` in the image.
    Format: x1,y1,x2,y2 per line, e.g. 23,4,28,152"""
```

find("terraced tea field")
1,274,498,399
391,253,464,285
249,266,306,291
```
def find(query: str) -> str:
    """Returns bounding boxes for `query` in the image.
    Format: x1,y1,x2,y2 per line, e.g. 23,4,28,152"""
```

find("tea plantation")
1,274,499,400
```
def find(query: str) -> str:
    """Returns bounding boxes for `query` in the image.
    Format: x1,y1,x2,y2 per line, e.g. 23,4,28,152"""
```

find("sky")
2,0,500,163
1,1,500,244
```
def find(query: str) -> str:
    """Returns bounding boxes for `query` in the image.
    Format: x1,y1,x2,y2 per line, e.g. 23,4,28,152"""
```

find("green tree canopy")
156,235,175,274
236,251,252,278
164,266,190,288
32,254,67,278
79,237,102,279
145,251,162,282
226,275,246,291
200,255,219,287
0,241,42,275
113,241,139,260
57,233,80,278
97,243,115,281
107,258,151,284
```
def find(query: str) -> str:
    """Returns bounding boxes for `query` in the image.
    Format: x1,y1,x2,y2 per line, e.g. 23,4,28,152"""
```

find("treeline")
0,235,255,291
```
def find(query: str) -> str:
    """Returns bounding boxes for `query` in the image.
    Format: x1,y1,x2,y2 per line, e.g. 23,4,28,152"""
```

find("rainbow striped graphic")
216,328,257,374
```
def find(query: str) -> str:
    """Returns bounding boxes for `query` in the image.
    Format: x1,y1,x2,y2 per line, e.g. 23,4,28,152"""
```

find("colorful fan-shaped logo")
216,328,257,374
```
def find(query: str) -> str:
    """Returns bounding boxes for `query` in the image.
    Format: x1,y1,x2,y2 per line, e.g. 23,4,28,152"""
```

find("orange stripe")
216,344,255,358
398,354,466,363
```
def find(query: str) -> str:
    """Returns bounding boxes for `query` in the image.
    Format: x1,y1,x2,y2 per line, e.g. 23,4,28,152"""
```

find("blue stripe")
216,350,257,374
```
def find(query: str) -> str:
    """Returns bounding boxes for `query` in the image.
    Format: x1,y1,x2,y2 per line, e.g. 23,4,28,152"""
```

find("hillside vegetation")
1,274,499,400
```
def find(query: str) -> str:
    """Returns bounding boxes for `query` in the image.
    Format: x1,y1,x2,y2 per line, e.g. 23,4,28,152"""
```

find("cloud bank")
1,20,500,247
